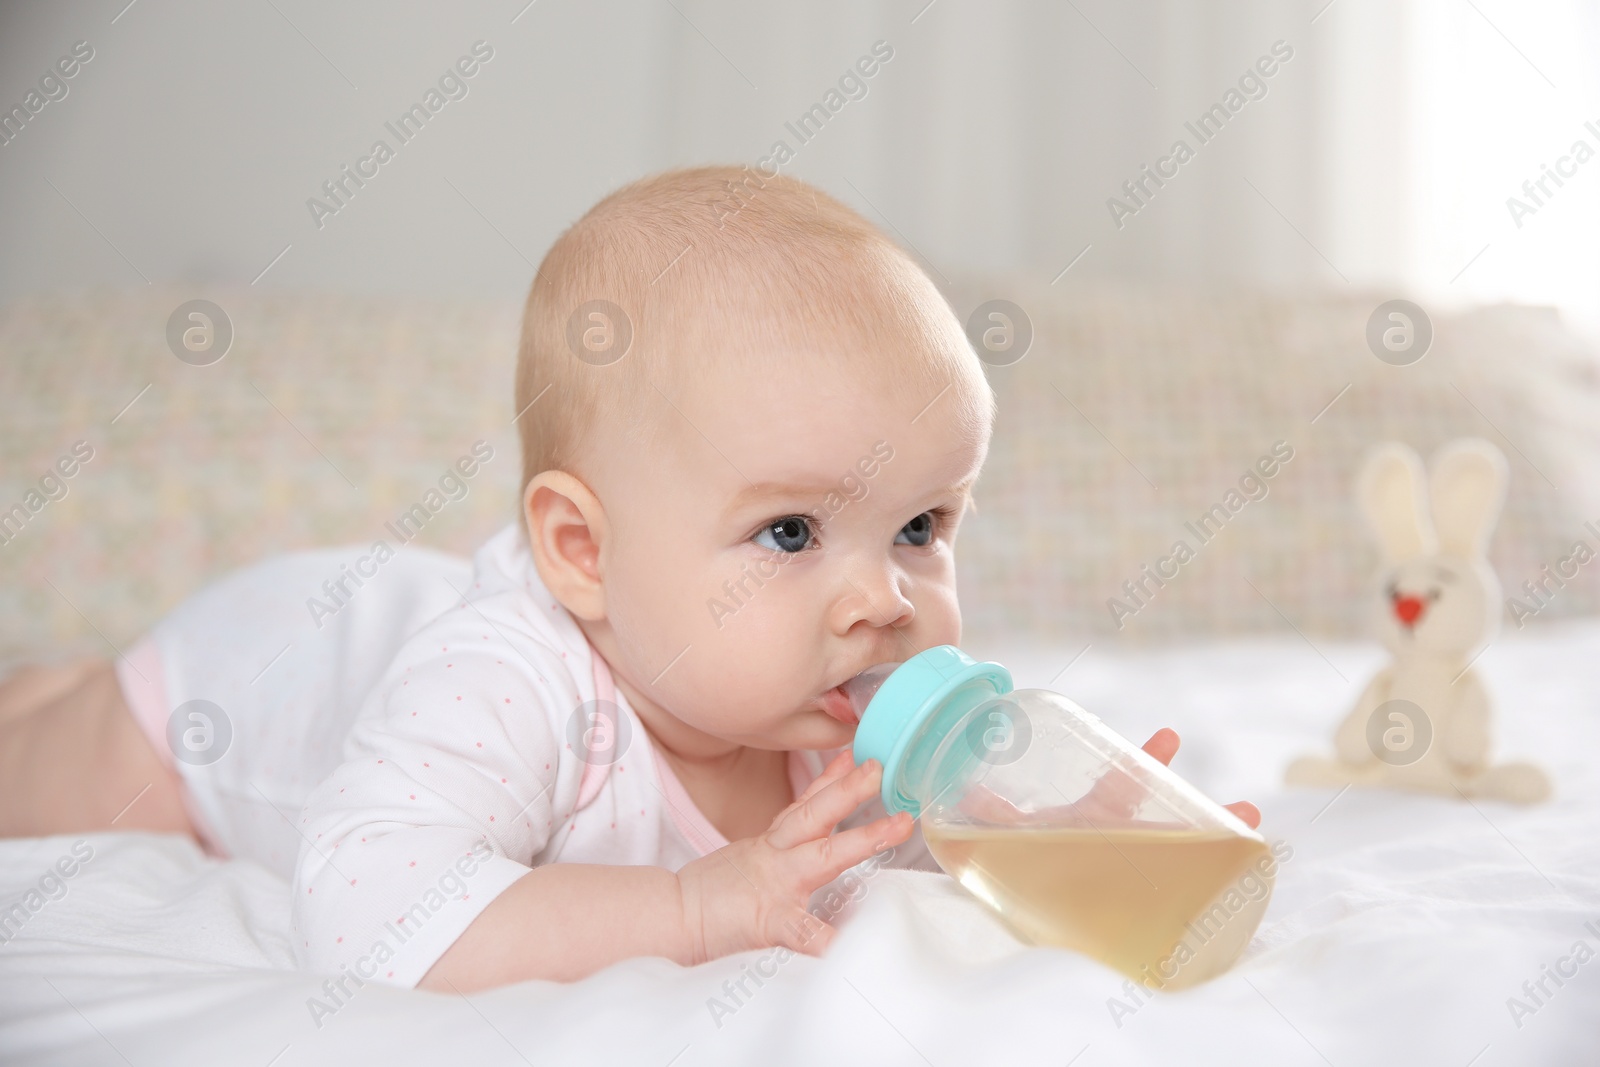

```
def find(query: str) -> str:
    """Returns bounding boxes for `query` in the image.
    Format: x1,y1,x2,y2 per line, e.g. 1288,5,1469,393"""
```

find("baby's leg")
0,659,99,723
0,659,195,840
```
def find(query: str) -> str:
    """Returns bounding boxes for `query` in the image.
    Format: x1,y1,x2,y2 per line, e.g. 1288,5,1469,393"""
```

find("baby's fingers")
767,759,884,850
1141,728,1181,766
784,750,856,813
796,812,912,885
1226,801,1261,829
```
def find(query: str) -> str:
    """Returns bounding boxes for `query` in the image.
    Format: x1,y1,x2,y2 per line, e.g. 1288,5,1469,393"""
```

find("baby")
0,167,1256,992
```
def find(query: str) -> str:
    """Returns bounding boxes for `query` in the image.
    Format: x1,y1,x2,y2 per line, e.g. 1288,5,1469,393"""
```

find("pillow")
949,280,1600,644
4,284,1596,663
0,288,521,663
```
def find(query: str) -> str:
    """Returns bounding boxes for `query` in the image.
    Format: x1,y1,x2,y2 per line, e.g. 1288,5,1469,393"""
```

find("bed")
3,621,1596,1066
5,285,1599,1064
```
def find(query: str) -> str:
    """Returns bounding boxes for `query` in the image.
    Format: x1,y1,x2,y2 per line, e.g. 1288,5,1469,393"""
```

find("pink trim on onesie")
650,745,730,854
582,648,826,857
115,638,170,759
573,651,617,813
113,638,230,858
579,648,728,851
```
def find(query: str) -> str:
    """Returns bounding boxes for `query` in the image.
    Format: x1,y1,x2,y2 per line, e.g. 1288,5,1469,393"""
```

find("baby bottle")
847,646,1276,990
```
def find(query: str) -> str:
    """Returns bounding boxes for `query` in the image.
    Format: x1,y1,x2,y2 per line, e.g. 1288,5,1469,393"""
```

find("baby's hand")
675,752,912,965
1140,728,1261,828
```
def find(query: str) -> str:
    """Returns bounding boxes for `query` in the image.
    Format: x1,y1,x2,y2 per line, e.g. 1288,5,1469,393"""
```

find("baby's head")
515,166,993,754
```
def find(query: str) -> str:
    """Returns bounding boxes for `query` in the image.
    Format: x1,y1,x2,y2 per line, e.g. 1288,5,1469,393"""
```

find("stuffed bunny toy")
1286,438,1550,804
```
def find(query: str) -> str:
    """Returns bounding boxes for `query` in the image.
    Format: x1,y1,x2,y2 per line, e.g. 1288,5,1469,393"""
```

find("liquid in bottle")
923,823,1272,989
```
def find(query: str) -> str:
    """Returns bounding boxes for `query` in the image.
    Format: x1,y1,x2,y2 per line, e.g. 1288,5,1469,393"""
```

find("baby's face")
583,339,989,754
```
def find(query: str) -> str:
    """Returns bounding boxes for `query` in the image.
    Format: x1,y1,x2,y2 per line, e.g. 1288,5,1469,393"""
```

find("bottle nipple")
841,662,900,722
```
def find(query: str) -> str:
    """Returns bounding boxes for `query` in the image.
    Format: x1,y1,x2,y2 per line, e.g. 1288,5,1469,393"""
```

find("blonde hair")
513,166,991,494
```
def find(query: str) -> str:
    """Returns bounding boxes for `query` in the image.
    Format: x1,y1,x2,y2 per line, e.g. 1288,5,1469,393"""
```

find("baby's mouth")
819,684,859,726
818,661,900,727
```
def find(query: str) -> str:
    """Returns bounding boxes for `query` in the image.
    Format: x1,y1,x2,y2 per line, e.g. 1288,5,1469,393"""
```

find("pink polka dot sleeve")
291,628,573,987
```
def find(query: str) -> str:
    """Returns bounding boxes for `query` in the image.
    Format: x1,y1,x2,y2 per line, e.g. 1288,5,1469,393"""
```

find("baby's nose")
830,568,915,634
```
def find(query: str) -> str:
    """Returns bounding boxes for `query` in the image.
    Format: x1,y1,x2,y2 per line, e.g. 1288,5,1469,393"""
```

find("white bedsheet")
3,624,1598,1066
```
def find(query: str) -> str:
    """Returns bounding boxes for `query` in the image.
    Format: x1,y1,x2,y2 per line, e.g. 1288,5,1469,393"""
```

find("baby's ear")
1358,443,1434,561
1429,438,1507,560
523,471,609,621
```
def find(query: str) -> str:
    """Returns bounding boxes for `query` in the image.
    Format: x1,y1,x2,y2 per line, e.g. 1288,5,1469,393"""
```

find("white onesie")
114,524,927,989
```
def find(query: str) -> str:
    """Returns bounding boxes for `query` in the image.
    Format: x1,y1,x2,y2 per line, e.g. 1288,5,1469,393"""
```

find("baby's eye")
753,516,815,553
896,512,935,547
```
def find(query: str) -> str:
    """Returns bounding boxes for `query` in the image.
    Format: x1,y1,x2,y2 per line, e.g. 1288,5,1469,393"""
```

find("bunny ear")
1430,438,1507,559
1359,443,1435,560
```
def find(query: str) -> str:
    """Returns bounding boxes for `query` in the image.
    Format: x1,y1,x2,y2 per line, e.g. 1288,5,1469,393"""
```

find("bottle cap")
848,645,1013,817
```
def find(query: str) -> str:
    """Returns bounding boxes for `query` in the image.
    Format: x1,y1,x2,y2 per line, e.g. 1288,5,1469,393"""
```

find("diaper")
115,544,471,879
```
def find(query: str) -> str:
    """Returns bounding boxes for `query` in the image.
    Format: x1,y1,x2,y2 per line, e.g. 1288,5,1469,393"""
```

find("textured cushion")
949,280,1600,643
2,284,1597,662
0,288,521,663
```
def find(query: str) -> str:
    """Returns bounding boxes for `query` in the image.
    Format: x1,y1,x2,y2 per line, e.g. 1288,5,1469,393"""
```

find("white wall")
1,0,1595,331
